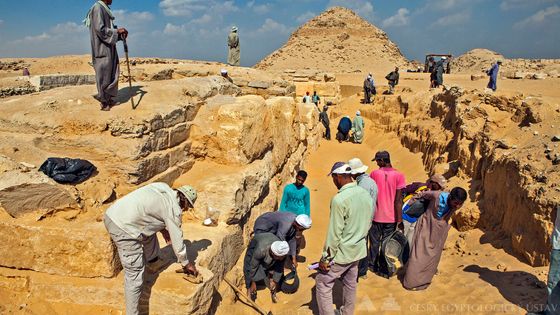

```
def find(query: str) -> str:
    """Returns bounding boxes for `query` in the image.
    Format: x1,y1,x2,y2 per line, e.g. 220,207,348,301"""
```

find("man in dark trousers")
244,233,289,302
253,212,312,269
368,151,406,278
84,0,128,111
385,67,400,95
319,105,331,140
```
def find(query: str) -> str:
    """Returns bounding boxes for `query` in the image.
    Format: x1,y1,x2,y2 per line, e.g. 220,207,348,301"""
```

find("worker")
220,69,233,83
316,162,373,315
312,91,321,109
385,67,400,94
351,110,365,144
486,60,502,92
363,74,375,104
302,91,312,104
336,116,352,143
253,212,312,269
319,105,331,140
244,233,289,302
279,170,310,217
22,67,30,76
103,183,198,315
433,57,446,88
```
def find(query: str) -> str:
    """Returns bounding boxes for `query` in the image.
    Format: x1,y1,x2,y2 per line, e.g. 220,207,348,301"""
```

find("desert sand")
0,5,559,315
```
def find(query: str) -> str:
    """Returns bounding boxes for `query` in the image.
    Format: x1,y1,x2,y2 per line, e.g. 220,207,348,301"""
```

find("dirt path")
217,97,550,315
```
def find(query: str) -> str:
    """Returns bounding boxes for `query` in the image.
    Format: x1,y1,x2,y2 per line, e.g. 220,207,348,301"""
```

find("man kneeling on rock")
104,183,199,315
253,211,312,269
244,233,290,302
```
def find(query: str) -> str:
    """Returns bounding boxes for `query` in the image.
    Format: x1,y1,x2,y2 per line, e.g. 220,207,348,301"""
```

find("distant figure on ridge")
227,26,240,66
220,69,233,83
385,67,400,94
312,91,321,109
22,67,30,76
84,0,128,111
302,91,312,104
432,57,446,89
486,60,502,92
351,110,364,144
319,105,331,140
363,74,375,104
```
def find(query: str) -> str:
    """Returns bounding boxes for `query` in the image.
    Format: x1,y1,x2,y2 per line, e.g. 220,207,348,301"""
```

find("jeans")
358,222,397,277
545,249,560,314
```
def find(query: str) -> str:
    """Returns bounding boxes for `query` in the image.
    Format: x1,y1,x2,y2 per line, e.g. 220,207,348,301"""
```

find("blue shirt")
279,183,310,216
436,192,451,219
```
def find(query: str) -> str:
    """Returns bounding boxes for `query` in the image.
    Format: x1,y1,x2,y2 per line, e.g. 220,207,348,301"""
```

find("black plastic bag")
39,157,97,184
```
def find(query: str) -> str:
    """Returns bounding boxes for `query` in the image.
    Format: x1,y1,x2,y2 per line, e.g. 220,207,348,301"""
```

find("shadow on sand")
463,264,547,312
139,238,212,314
115,85,147,109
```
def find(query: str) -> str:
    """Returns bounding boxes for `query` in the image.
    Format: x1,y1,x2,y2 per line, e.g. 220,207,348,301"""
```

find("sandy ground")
216,94,551,315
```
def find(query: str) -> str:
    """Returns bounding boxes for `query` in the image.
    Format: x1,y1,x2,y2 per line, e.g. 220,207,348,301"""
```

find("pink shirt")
370,167,406,223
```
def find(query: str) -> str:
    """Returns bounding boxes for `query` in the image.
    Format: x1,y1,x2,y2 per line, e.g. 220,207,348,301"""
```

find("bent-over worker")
104,183,198,315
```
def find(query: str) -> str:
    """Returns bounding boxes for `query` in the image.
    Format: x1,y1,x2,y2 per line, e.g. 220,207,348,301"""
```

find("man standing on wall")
84,0,128,111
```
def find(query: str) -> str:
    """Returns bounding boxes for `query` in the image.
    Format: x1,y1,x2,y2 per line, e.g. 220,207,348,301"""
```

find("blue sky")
0,0,558,66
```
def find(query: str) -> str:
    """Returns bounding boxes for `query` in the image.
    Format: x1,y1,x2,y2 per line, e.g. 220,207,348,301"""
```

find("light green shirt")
322,182,374,264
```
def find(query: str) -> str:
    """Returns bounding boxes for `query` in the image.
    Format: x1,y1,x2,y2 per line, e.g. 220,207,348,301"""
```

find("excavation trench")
213,88,553,315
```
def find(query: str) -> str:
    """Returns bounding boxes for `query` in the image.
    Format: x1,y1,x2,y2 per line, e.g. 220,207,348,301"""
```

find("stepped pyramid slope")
255,7,410,73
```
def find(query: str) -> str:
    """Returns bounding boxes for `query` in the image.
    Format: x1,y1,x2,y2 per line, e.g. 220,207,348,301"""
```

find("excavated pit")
0,62,558,314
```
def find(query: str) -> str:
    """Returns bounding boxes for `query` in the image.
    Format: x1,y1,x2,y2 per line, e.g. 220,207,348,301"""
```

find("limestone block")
183,76,241,101
28,75,96,91
0,221,118,277
149,69,174,81
533,73,547,80
248,81,270,89
163,107,187,128
471,74,486,81
130,152,170,184
232,77,248,87
168,123,189,148
0,156,78,218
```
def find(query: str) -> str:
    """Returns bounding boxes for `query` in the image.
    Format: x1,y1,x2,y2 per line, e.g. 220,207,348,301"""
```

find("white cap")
270,241,289,256
231,26,238,32
328,162,352,176
356,110,361,116
441,56,447,60
295,214,312,229
348,158,368,175
220,69,228,74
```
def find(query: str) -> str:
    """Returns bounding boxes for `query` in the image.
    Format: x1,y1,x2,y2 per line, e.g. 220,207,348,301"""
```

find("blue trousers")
545,249,560,314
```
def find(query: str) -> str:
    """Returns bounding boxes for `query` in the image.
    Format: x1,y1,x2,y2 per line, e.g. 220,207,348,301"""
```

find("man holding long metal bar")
84,0,128,111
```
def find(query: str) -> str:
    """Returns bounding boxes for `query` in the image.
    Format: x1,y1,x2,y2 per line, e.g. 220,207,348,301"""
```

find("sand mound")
454,48,560,77
452,48,506,73
255,7,410,73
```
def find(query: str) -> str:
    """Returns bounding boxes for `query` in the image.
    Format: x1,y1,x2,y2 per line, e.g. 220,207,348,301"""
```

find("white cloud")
247,1,271,15
500,0,554,11
514,5,560,28
251,18,291,36
327,0,375,19
191,14,212,25
382,8,410,28
159,0,207,17
163,23,188,35
1,22,89,57
431,12,471,27
296,11,316,23
159,0,238,17
112,10,154,30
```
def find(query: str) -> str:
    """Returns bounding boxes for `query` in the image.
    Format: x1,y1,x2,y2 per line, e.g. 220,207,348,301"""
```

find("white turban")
270,241,289,256
295,214,312,229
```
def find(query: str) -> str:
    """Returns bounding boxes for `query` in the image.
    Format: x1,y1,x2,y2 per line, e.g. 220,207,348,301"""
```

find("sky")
0,0,559,66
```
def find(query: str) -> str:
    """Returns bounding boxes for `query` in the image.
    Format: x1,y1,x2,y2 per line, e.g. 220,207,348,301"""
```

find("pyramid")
255,7,410,73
